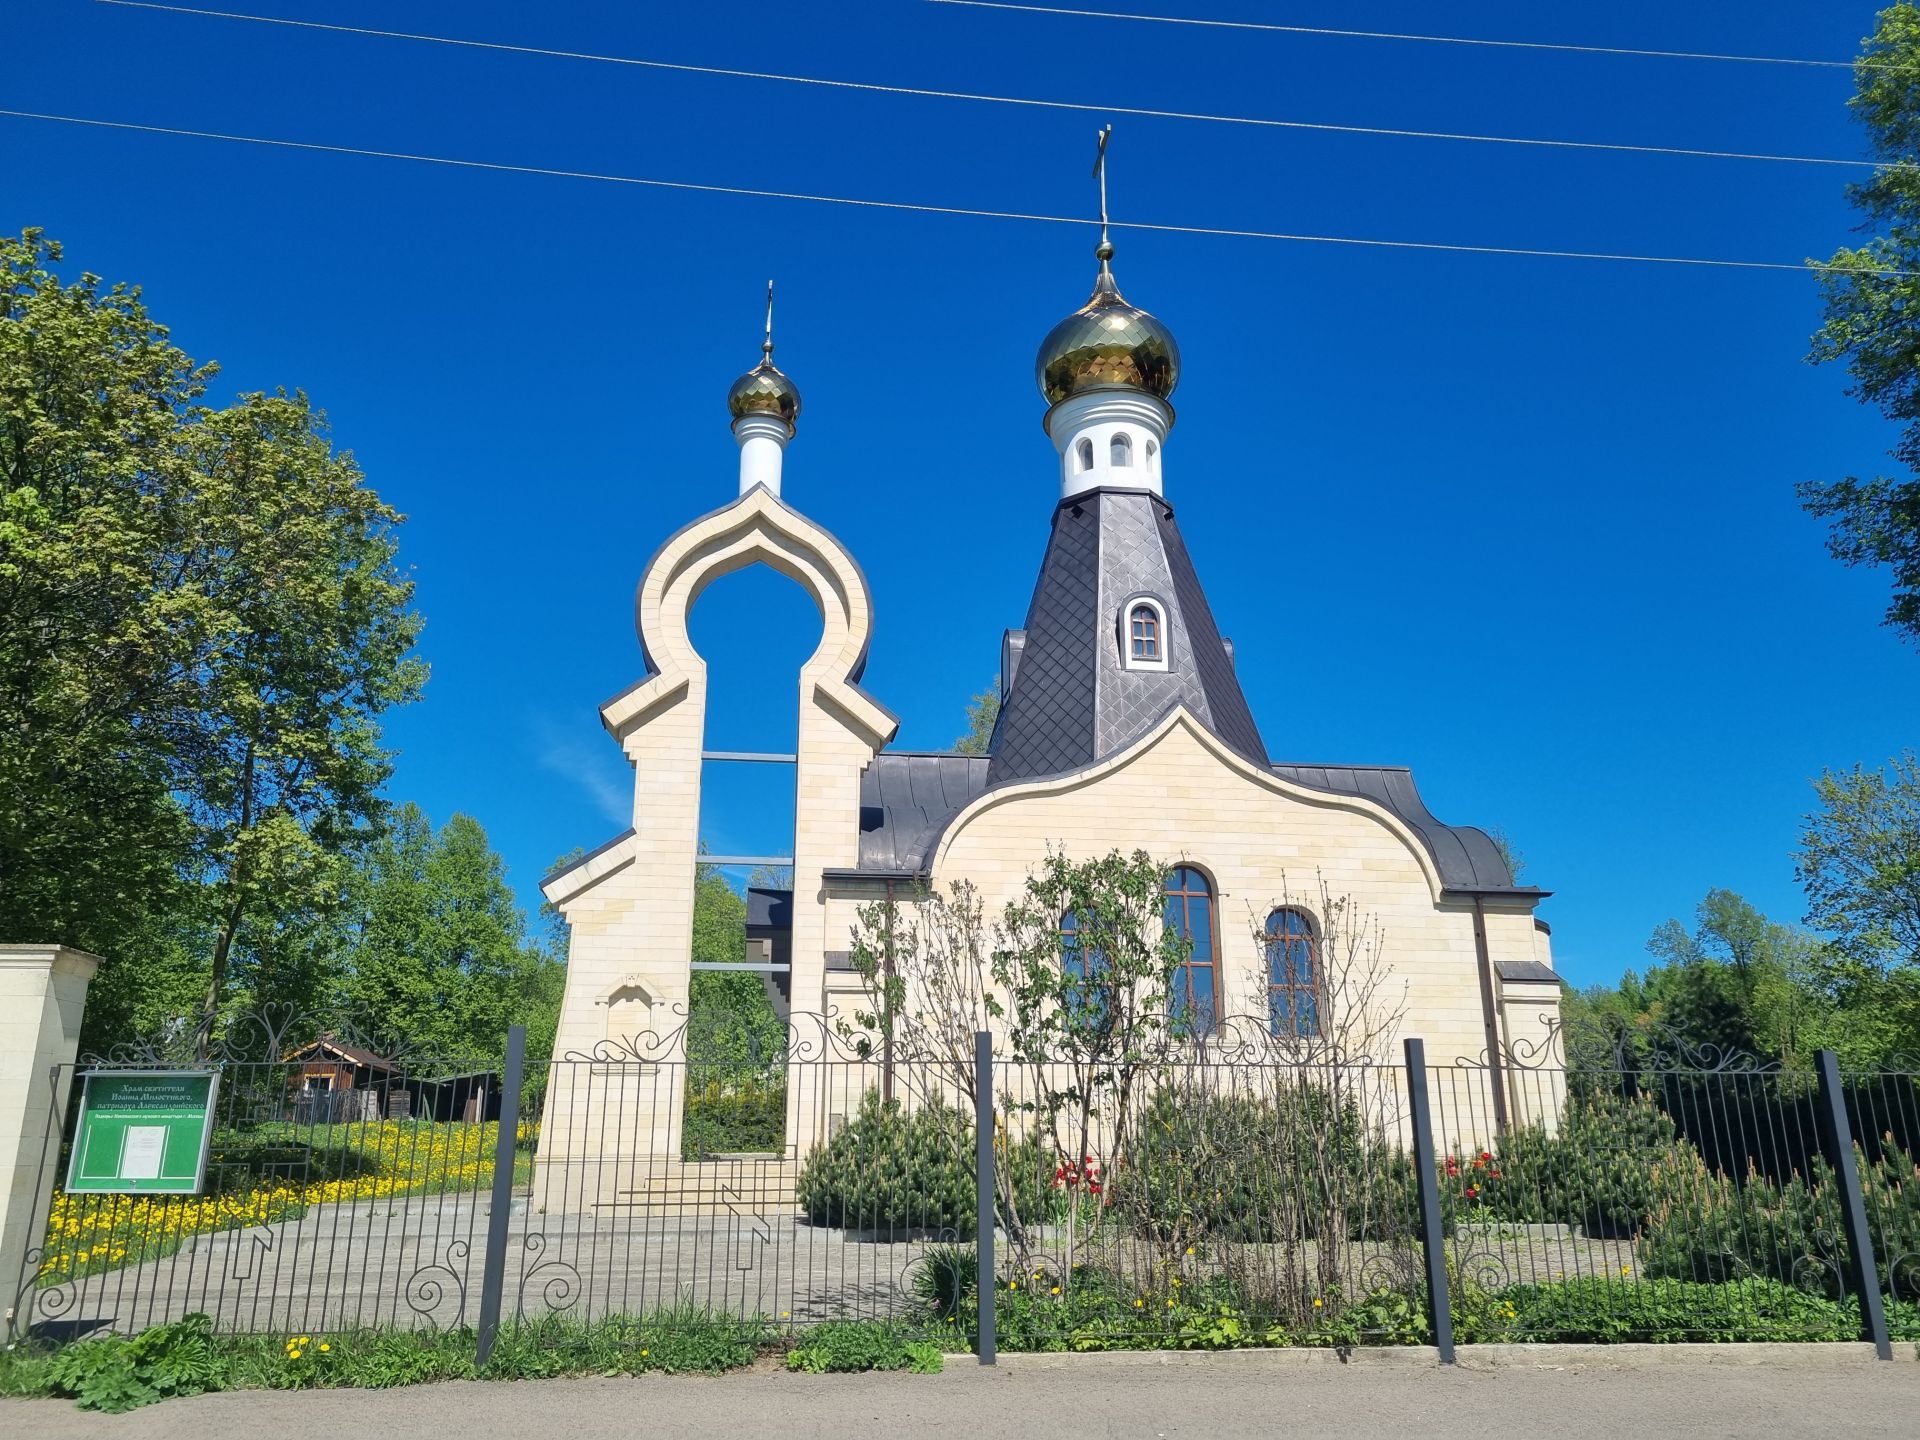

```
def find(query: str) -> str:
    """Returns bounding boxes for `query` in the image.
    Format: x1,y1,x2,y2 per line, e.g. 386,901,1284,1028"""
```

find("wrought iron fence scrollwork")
564,1005,968,1067
10,1243,75,1335
404,1238,473,1328
1183,1014,1392,1070
81,1003,495,1075
514,1231,583,1320
1456,1011,1786,1076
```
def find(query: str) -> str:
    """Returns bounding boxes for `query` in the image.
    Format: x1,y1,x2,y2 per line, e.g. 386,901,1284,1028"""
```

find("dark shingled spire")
986,487,1267,785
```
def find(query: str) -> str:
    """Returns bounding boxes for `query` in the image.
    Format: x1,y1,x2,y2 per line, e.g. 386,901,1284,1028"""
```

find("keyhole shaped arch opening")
635,492,880,716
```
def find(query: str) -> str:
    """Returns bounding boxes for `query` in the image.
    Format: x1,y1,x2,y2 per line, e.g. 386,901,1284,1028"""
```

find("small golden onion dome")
727,342,802,429
1035,242,1180,406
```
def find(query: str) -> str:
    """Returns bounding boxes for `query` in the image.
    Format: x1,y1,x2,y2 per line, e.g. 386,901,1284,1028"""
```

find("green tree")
0,229,203,956
1644,889,1831,1061
0,230,422,1030
1807,4,1920,642
951,683,998,754
686,860,785,1074
1798,753,1920,1057
336,806,561,1061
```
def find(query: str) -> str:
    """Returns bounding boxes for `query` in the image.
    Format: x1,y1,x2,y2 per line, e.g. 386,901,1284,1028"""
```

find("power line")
94,0,1881,172
3,108,1895,276
925,0,1870,72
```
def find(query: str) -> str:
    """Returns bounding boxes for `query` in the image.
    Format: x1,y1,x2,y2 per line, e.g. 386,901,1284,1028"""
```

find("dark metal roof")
1268,763,1517,891
846,749,1526,900
1495,959,1561,984
987,488,1268,786
746,886,793,930
857,752,993,871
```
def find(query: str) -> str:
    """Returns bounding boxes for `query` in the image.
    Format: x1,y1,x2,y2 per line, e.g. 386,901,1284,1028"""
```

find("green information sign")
65,1070,220,1195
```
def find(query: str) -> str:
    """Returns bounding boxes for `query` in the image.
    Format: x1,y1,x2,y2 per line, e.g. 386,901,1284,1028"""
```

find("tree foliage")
335,805,562,1064
0,229,423,1028
951,683,998,754
1807,4,1920,643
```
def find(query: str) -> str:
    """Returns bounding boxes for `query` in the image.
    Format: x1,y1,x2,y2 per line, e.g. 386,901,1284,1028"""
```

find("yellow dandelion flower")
1050,1286,1061,1296
1313,1298,1324,1309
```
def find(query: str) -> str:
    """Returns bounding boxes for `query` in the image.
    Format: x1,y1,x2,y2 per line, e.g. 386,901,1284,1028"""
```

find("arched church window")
1146,439,1158,471
1130,603,1160,661
1164,866,1217,1036
1111,432,1133,467
1264,908,1320,1038
1077,437,1094,471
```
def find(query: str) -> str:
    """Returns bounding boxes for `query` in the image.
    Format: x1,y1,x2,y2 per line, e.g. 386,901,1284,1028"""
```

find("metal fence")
10,1012,1918,1363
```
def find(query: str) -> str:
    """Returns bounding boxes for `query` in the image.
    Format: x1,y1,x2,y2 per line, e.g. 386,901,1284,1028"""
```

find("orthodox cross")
762,279,775,360
1092,124,1113,250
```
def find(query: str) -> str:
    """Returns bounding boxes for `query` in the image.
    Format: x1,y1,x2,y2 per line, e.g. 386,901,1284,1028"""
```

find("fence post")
1403,1037,1455,1365
973,1029,996,1366
474,1023,527,1367
1815,1048,1890,1360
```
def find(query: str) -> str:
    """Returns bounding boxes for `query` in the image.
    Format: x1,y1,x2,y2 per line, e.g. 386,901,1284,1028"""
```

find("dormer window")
1111,433,1133,467
1120,595,1170,672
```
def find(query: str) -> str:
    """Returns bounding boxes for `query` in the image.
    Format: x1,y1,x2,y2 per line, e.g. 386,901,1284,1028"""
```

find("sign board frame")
64,1069,221,1196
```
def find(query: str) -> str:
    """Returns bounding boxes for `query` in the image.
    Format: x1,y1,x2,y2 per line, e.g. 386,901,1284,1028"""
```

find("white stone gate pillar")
0,943,99,1335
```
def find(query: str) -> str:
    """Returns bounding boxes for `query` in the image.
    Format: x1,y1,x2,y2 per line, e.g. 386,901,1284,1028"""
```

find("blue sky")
7,1,1918,990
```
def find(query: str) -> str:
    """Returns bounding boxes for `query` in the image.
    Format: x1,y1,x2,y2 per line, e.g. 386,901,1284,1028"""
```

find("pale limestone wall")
926,713,1500,1071
1,945,98,1337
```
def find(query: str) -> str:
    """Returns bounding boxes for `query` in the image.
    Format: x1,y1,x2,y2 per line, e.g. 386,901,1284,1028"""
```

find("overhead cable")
92,1,1881,171
2,108,1896,276
924,0,1871,72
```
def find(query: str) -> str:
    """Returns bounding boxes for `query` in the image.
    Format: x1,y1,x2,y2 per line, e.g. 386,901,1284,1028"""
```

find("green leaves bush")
1463,1090,1698,1237
1111,1083,1423,1244
1636,1141,1920,1294
39,1313,223,1412
796,1090,1051,1234
798,1091,977,1232
1454,1276,1920,1343
680,1079,786,1160
784,1321,944,1373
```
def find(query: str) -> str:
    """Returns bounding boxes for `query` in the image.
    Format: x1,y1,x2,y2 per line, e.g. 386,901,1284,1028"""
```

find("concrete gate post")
0,944,100,1336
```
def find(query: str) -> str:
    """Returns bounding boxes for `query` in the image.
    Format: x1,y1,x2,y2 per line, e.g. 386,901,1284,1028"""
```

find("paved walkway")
3,1347,1915,1438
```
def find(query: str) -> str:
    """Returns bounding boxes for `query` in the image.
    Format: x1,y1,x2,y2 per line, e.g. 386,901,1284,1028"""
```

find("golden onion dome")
1035,241,1180,407
726,341,802,429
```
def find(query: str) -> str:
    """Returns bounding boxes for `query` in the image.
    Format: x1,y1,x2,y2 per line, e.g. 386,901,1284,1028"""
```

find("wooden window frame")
1264,907,1321,1038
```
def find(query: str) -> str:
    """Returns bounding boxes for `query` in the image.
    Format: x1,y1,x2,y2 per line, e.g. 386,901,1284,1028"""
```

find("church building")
536,220,1561,1177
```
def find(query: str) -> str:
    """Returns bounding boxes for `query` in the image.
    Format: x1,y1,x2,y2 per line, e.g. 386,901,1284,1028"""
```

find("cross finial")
1092,125,1113,257
762,279,775,360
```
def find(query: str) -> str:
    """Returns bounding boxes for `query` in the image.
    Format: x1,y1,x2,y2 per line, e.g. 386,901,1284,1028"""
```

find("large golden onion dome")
727,339,802,429
1035,241,1180,407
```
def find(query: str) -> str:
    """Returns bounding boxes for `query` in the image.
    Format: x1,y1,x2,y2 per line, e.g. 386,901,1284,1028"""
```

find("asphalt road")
4,1346,1915,1439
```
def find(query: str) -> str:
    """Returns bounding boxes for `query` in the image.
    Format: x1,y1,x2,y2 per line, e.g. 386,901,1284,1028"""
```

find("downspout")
1471,896,1510,1134
882,876,897,1104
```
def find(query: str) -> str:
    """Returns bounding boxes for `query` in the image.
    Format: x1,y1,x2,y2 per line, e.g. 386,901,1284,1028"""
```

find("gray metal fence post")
1403,1037,1455,1364
1816,1049,1890,1360
973,1029,996,1365
475,1023,527,1366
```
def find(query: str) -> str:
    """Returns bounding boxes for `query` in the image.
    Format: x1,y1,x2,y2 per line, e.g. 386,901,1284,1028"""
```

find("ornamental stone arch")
539,486,896,1180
